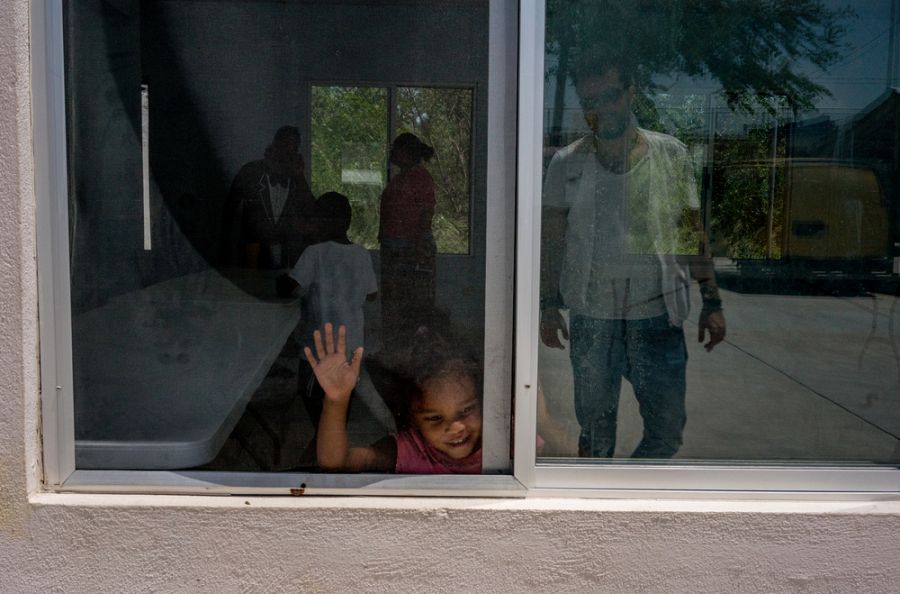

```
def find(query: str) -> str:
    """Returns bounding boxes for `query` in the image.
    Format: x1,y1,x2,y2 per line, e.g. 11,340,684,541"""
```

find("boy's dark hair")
315,191,352,240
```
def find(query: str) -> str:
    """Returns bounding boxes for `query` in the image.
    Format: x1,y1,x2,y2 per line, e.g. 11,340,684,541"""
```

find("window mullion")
513,0,546,489
386,86,396,184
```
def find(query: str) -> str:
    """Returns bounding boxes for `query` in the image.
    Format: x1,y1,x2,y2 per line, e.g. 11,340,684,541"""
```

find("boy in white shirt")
277,192,387,442
278,192,377,354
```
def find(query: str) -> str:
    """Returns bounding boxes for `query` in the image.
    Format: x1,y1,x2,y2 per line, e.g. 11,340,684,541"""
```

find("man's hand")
698,310,726,352
540,308,569,349
304,323,363,404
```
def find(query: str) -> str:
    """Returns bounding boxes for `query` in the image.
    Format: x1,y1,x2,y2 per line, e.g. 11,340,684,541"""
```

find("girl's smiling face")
411,374,482,460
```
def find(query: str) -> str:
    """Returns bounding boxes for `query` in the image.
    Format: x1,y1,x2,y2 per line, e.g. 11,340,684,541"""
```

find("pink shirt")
394,428,482,474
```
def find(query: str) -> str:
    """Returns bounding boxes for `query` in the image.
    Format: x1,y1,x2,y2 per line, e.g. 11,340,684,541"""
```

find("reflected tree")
397,88,473,255
311,86,473,254
546,0,853,114
546,0,854,263
311,87,387,249
711,123,790,260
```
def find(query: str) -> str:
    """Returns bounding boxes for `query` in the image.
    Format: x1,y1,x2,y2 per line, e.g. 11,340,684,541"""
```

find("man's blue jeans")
569,314,687,458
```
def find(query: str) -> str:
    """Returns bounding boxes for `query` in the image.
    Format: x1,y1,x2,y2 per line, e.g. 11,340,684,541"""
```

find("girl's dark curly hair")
392,325,482,428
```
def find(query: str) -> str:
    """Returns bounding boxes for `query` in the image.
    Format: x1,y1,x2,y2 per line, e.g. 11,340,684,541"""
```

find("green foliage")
631,92,792,260
311,86,387,249
711,120,789,259
635,92,707,140
397,87,472,255
546,0,853,114
543,1,854,262
311,86,473,254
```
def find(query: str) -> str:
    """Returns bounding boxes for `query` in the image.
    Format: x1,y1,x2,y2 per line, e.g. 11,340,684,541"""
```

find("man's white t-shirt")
289,241,377,355
543,128,701,325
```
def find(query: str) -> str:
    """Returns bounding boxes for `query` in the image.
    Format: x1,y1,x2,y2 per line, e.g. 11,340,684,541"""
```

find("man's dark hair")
570,51,636,89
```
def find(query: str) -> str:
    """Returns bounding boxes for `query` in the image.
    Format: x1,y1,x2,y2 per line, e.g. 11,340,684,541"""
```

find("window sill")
29,489,900,514
51,470,527,498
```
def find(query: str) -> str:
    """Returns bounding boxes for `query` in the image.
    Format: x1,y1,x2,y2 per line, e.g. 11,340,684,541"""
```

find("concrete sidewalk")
538,287,900,462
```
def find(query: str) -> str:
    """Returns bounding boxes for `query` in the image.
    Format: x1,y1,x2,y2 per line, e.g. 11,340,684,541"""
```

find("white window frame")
33,0,900,498
513,0,900,497
34,0,523,496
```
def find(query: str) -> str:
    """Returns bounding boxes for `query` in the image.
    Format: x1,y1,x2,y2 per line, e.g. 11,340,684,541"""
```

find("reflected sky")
545,0,900,125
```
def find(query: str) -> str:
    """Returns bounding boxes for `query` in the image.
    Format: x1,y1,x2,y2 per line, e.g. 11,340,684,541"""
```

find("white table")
73,268,302,469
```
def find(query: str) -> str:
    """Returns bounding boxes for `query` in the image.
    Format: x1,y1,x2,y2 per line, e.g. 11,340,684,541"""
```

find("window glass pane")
537,0,900,464
64,0,492,475
397,87,474,255
311,86,388,250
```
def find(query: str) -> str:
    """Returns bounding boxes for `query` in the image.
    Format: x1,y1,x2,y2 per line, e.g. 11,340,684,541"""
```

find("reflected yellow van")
782,160,887,260
714,158,890,265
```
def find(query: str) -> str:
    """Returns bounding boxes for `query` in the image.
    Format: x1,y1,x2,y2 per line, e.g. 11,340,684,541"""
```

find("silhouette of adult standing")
378,133,436,349
540,59,726,459
222,125,316,269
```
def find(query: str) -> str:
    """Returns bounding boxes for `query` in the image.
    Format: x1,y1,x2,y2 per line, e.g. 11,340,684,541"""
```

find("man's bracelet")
699,283,721,301
701,298,723,313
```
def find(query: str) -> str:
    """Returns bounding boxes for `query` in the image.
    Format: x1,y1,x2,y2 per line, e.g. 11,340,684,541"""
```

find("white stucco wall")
3,2,900,592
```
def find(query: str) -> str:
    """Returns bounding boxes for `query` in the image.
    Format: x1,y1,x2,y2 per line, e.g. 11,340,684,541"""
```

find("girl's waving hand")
304,323,363,405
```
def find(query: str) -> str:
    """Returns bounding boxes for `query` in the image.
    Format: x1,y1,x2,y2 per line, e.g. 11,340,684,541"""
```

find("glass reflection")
538,0,900,464
66,0,489,473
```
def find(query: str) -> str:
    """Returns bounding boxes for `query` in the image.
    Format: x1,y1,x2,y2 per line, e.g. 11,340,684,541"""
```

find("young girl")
305,323,482,474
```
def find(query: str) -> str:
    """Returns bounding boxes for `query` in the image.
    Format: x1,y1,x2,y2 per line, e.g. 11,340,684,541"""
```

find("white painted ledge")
29,491,900,515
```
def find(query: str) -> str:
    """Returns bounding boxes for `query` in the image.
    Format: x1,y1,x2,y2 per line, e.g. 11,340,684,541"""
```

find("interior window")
64,0,491,475
310,85,389,251
310,85,473,255
396,86,474,256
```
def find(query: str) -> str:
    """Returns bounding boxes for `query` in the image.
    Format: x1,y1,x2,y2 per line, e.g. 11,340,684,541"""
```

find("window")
35,0,900,496
310,84,474,254
38,0,517,493
310,86,389,252
516,0,900,493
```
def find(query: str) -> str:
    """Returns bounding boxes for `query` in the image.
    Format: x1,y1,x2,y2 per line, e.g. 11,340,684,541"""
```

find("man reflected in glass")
540,57,726,459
